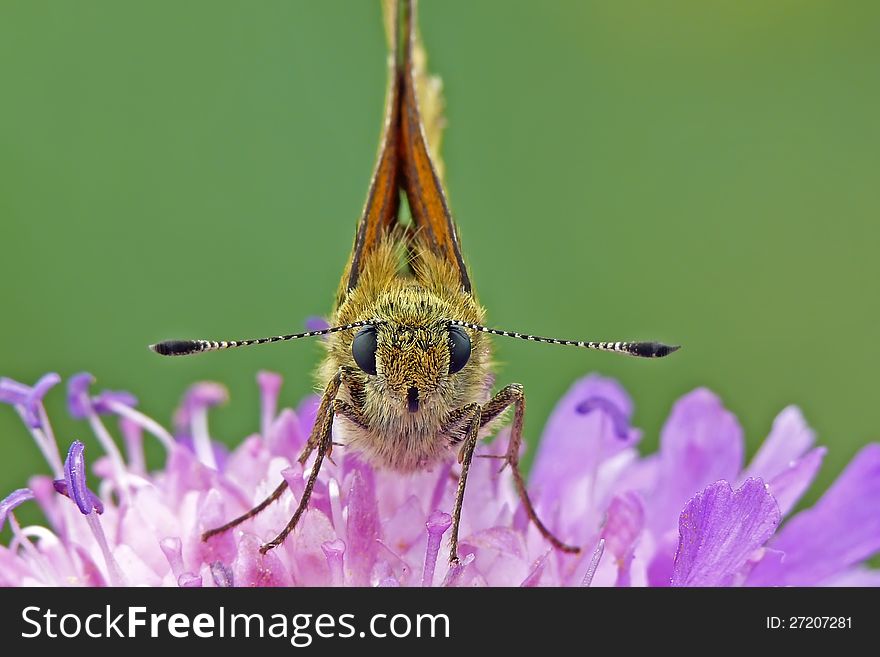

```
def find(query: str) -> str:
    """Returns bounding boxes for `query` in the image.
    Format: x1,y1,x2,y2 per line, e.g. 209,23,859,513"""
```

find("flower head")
1,370,878,587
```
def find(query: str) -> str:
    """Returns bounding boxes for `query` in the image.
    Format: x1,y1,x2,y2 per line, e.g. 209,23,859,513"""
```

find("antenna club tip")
652,342,681,357
631,342,681,358
149,340,198,356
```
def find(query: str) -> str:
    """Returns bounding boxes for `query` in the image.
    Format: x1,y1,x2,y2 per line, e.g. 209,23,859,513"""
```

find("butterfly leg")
258,368,349,553
479,384,581,554
201,368,346,545
447,403,482,564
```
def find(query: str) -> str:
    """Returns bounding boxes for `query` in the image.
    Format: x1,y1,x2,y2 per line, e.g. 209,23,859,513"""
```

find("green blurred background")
2,0,878,521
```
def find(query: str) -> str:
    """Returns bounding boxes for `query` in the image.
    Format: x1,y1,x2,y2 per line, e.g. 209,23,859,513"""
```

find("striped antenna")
149,320,379,357
449,320,680,359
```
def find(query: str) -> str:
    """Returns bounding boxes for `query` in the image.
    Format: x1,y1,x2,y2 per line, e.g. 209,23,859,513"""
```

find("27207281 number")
766,617,852,629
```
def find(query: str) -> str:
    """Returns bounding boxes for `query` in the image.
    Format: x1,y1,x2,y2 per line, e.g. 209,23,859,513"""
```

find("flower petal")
671,478,780,587
747,443,880,586
257,371,283,438
0,377,30,405
24,373,61,427
92,390,138,415
346,468,380,586
297,396,321,443
232,534,291,587
602,491,644,586
67,373,96,419
178,573,203,587
210,561,234,587
602,492,644,560
422,511,452,587
322,539,346,587
266,409,307,459
766,447,825,516
441,552,476,587
288,508,336,586
531,374,638,506
520,550,550,587
305,316,330,332
745,406,815,481
173,382,228,432
819,567,880,587
60,441,103,515
1,374,61,428
0,488,35,531
652,389,744,532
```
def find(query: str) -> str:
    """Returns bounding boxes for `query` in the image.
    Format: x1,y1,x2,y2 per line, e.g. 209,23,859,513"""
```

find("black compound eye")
352,325,378,375
448,325,471,374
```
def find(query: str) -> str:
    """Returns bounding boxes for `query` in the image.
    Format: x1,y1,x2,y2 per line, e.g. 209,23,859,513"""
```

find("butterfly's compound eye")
448,326,471,374
352,325,378,375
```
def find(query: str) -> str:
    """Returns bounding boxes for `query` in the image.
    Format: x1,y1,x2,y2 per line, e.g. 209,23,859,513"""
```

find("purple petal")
297,396,321,442
305,316,330,332
1,374,60,428
531,375,638,504
28,475,64,533
54,478,106,516
321,540,346,587
575,397,630,440
120,416,146,474
160,537,186,577
197,490,236,562
441,553,475,587
73,545,108,586
0,488,35,531
467,526,523,558
60,440,103,515
257,371,283,437
766,447,826,516
671,479,780,587
646,537,676,587
345,469,380,586
748,443,880,586
819,568,880,587
92,390,138,415
210,561,234,587
602,492,644,586
178,573,203,587
267,409,307,459
745,406,815,481
422,511,452,587
24,373,61,427
373,542,410,587
176,437,229,471
602,492,644,559
232,534,290,587
174,382,228,431
0,377,30,405
520,551,550,587
67,373,96,419
257,371,282,399
652,388,744,532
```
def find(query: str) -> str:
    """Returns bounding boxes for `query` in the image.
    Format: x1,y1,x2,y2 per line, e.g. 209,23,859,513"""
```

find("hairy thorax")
317,236,492,472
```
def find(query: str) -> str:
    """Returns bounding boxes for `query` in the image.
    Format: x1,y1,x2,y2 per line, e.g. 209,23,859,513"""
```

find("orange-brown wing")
345,2,402,293
399,0,472,293
345,0,471,295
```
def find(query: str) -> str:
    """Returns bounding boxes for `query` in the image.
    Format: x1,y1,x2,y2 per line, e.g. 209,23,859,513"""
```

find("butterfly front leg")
202,367,354,552
481,384,581,554
443,403,482,564
443,384,580,564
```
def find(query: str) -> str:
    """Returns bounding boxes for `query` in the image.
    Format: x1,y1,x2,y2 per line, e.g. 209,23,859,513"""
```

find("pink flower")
1,371,878,586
